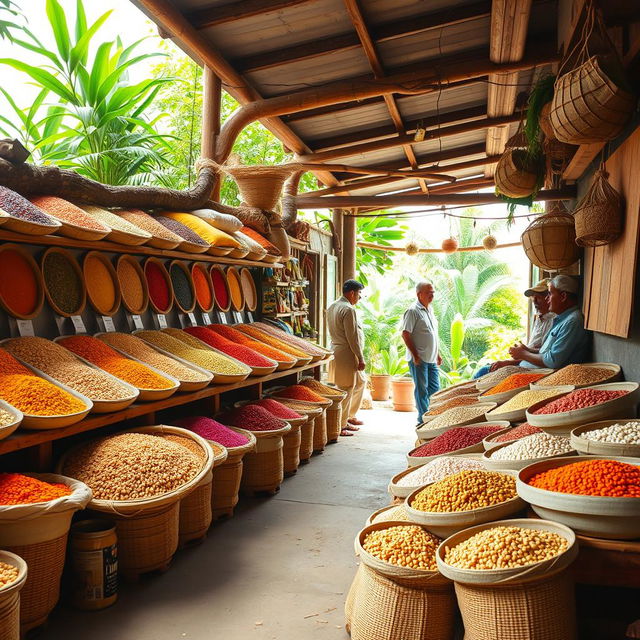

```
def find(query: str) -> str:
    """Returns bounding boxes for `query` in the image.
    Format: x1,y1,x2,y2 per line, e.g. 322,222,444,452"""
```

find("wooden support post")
202,67,222,201
27,442,52,472
332,208,344,280
342,211,357,282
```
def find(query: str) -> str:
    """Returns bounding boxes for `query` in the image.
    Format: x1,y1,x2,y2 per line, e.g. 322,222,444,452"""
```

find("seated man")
509,275,590,369
473,279,555,378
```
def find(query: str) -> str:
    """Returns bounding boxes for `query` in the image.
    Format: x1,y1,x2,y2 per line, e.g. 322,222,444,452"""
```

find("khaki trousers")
329,346,366,428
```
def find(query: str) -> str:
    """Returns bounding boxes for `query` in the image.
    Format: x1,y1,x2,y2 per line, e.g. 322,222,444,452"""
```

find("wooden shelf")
266,310,308,318
0,229,283,269
0,357,332,457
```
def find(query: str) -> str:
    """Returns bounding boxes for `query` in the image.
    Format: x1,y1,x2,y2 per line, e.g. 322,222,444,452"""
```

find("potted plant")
372,346,413,411
370,347,407,401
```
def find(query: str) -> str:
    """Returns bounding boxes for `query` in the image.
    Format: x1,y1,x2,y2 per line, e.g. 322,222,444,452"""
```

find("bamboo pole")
201,67,222,200
358,240,521,253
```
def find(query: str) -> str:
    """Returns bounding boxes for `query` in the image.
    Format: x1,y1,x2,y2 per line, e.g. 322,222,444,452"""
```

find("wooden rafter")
232,1,492,73
343,0,428,192
186,0,313,30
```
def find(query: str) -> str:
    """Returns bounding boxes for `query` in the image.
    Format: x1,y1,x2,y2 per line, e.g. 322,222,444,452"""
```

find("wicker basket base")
350,564,456,640
241,447,284,495
178,475,212,547
105,502,179,581
283,428,302,475
454,569,576,640
7,534,68,634
312,412,327,452
211,452,246,518
345,563,366,635
0,589,19,640
326,406,341,443
299,418,314,462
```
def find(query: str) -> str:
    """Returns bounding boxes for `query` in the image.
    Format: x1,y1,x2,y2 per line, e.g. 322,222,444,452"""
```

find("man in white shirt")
327,280,366,436
401,282,441,425
525,279,555,349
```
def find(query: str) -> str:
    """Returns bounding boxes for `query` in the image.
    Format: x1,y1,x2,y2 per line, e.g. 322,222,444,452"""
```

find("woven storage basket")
236,423,290,495
326,405,342,443
312,410,328,453
57,426,212,579
573,169,623,246
297,416,314,463
350,522,456,640
344,562,365,635
0,551,27,640
539,101,555,139
282,421,302,476
210,427,256,519
0,474,91,634
521,210,579,271
437,518,578,640
495,148,540,198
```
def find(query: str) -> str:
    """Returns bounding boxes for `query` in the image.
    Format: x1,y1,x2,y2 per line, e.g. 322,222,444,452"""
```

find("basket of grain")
570,419,640,457
0,550,27,640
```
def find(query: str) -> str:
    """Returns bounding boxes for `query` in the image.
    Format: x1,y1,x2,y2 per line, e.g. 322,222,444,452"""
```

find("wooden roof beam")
216,42,559,161
294,188,576,209
233,1,492,73
186,0,314,30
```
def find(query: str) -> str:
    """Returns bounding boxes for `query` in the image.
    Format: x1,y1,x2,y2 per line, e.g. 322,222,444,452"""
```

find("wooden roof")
132,0,561,200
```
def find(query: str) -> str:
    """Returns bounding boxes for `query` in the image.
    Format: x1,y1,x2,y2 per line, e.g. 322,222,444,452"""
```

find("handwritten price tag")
102,316,116,332
16,319,34,336
157,314,168,329
131,315,144,330
201,312,211,325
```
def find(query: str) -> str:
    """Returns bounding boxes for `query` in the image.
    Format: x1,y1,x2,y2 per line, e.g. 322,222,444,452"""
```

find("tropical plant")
0,0,23,40
438,313,478,385
0,0,173,184
356,215,407,286
372,345,409,376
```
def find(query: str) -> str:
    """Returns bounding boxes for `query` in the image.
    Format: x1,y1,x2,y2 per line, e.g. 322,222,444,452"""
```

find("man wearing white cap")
509,275,590,369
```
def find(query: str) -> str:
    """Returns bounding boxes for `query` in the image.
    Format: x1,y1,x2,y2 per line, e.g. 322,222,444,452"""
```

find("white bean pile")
396,456,485,487
372,505,410,524
490,433,572,461
580,422,640,445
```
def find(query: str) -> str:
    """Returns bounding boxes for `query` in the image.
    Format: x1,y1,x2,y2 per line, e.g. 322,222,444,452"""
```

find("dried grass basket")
573,168,623,246
210,427,256,520
437,518,578,640
282,420,303,476
0,474,91,634
0,551,27,640
56,426,212,581
495,148,540,198
549,6,635,144
349,521,456,640
521,207,580,271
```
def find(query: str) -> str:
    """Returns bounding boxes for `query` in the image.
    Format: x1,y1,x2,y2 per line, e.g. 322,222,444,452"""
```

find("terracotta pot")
391,377,415,412
370,374,391,401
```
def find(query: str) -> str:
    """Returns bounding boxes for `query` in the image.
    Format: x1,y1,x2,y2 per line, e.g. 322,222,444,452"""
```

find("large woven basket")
236,423,290,495
350,522,456,640
220,164,298,211
0,551,27,640
521,210,580,271
573,169,623,246
57,426,213,579
344,562,365,635
0,475,91,634
282,422,302,476
211,427,256,520
495,148,540,198
298,416,314,463
312,411,328,453
326,404,342,443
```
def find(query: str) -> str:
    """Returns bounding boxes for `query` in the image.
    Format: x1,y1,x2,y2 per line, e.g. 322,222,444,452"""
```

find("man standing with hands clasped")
402,282,441,426
327,279,366,436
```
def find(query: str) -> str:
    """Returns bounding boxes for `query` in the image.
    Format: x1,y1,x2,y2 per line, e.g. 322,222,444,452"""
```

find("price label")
157,314,168,329
246,311,254,323
232,311,243,324
16,319,34,336
71,316,86,333
101,316,116,332
201,312,211,325
131,315,144,330
216,311,228,324
188,312,197,326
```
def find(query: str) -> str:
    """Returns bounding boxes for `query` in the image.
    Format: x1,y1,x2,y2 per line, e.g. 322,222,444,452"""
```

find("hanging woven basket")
539,102,555,140
573,169,623,247
521,209,580,271
495,148,540,198
549,7,635,144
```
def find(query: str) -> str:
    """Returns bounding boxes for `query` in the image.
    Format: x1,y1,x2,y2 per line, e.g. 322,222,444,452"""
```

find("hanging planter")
495,130,543,200
573,168,623,247
539,102,555,140
521,206,580,271
549,5,635,144
441,237,458,254
482,234,498,251
405,241,419,256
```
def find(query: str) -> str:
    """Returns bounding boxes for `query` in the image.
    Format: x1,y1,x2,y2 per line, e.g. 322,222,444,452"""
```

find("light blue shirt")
520,307,590,369
402,302,438,363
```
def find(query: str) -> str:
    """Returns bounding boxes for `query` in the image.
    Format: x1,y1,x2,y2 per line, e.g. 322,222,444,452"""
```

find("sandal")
340,429,355,436
343,424,360,431
348,418,364,426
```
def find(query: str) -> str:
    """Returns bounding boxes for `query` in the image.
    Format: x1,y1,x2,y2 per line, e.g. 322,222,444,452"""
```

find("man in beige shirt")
327,280,366,436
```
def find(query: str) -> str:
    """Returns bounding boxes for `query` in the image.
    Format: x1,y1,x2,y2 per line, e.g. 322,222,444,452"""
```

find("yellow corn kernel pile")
410,470,517,513
0,561,19,588
363,525,440,570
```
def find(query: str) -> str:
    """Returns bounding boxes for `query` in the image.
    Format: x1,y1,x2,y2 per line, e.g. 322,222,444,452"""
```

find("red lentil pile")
275,385,326,403
411,425,504,457
495,422,542,442
252,398,302,419
0,473,72,504
483,372,547,395
528,459,640,497
533,388,629,414
217,405,285,431
183,326,275,367
174,416,249,448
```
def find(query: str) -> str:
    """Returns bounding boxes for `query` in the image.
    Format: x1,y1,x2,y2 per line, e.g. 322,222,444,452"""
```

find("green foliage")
373,345,409,376
356,215,407,286
0,0,23,40
524,74,555,156
0,0,173,185
481,325,524,363
481,287,526,330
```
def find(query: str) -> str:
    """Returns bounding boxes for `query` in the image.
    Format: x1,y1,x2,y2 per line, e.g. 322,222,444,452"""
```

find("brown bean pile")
161,434,207,460
62,433,201,500
476,366,523,387
421,405,490,431
98,333,209,383
0,561,19,588
0,409,16,427
426,395,480,416
536,364,613,387
363,525,440,570
443,526,569,570
410,470,517,513
4,337,133,402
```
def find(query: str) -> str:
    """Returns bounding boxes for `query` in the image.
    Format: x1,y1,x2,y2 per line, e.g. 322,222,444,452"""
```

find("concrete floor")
43,406,416,640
